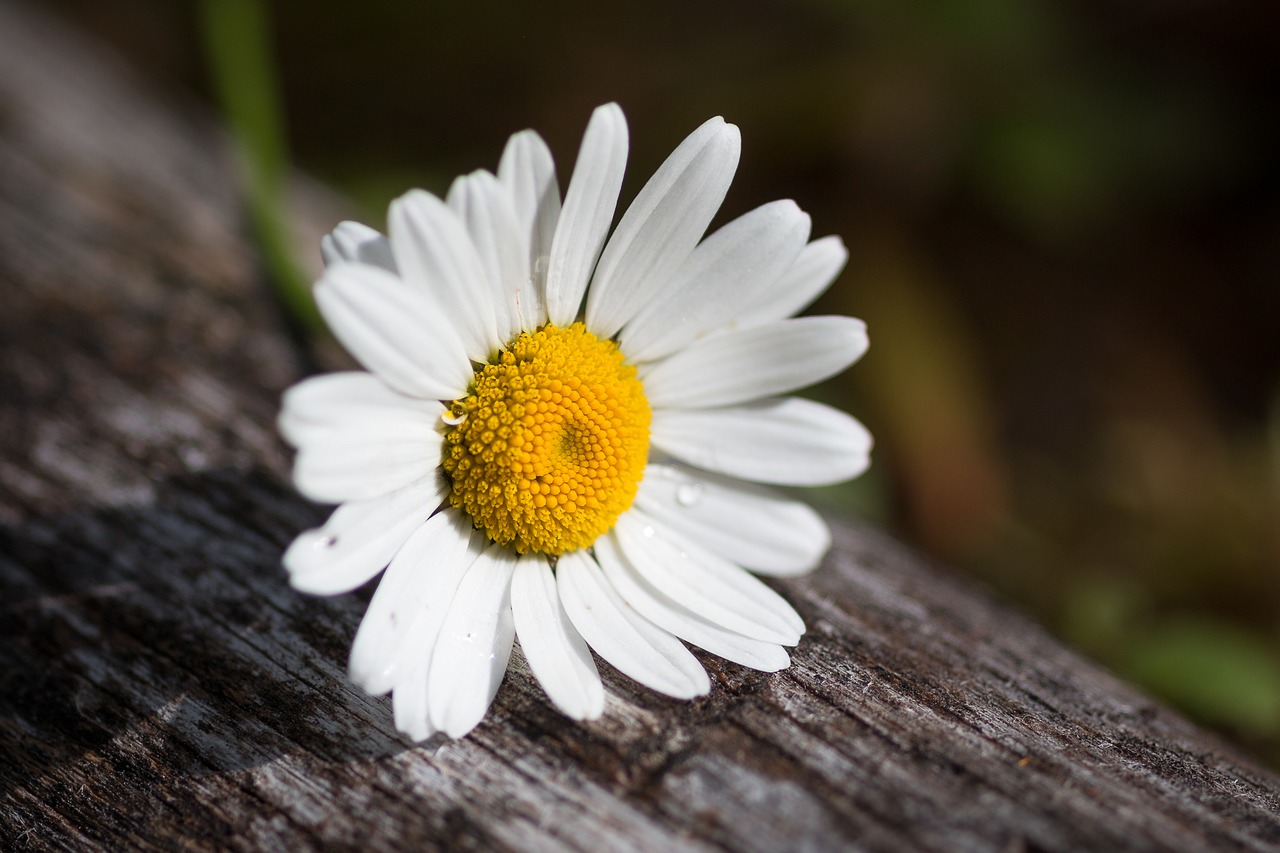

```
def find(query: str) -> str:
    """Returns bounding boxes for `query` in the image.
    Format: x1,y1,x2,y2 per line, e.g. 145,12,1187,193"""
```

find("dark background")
42,0,1280,765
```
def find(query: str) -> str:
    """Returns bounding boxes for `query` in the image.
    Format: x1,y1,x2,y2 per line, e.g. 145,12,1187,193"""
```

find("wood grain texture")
2,2,1278,850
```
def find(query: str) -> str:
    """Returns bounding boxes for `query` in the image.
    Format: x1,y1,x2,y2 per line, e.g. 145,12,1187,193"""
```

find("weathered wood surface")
2,2,1279,850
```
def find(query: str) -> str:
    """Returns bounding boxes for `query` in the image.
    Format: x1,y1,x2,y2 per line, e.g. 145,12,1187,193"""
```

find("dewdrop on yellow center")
442,323,651,556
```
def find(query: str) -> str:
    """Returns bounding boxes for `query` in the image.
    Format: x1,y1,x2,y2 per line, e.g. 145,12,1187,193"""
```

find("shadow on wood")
1,1,1278,850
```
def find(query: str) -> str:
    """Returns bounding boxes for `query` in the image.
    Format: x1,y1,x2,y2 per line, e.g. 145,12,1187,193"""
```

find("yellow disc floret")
442,322,651,556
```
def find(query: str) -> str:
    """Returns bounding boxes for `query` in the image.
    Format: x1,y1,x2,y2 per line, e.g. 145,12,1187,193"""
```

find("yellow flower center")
441,323,650,556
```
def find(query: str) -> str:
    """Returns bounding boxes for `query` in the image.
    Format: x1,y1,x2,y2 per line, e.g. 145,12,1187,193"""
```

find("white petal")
428,544,519,738
283,473,446,595
348,509,480,696
314,262,472,399
545,104,628,327
586,116,742,339
321,221,397,272
738,235,848,326
389,189,503,361
511,560,604,720
594,533,790,671
386,627,437,742
290,409,442,505
278,371,442,449
651,397,873,487
557,551,709,699
498,129,560,329
613,511,803,645
634,463,830,576
640,316,868,409
620,200,809,362
447,170,527,343
391,648,436,742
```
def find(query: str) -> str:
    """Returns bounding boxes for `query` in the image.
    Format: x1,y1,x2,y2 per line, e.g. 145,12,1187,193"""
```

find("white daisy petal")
738,234,849,326
290,407,442,505
620,200,810,362
389,189,503,361
511,560,604,720
498,129,560,328
285,397,441,463
291,443,439,507
314,262,472,399
447,170,527,343
348,509,481,696
321,221,397,272
279,371,442,448
641,316,868,409
613,511,803,645
428,544,519,738
651,397,873,487
557,551,710,699
391,653,436,742
594,533,790,671
380,525,492,704
586,116,742,339
284,473,446,595
634,463,830,576
545,103,628,327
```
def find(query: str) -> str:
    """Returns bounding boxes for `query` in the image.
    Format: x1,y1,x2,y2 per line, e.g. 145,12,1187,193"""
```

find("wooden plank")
2,2,1278,850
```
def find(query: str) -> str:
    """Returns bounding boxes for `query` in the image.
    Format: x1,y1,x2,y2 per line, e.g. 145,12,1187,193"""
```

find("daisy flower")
279,103,871,740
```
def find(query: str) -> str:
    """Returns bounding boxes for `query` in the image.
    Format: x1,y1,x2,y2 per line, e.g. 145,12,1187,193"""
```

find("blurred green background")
47,0,1280,765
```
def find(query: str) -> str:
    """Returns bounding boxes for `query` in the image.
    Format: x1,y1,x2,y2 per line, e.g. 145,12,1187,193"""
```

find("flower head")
279,103,872,740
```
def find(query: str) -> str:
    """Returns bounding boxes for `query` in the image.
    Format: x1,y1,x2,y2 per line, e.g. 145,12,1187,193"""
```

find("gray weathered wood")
2,2,1279,850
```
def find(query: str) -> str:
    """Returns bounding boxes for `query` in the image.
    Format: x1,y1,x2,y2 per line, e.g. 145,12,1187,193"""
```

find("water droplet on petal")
316,536,337,549
641,525,655,538
675,483,703,507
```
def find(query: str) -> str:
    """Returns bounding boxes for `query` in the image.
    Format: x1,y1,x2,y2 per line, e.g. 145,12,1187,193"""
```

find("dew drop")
675,483,703,507
315,536,337,550
641,525,656,538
